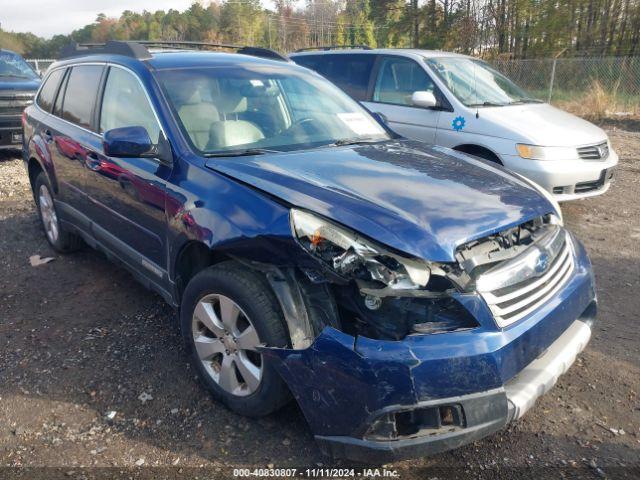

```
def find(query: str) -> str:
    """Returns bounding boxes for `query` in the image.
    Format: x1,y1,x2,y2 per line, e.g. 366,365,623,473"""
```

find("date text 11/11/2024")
233,468,400,477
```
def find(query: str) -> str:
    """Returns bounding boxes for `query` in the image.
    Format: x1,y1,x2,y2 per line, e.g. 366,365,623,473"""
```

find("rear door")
85,65,170,273
46,64,105,218
361,55,442,143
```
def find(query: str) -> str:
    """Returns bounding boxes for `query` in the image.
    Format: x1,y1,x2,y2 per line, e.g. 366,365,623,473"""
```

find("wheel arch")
172,240,231,301
28,157,45,191
453,144,503,165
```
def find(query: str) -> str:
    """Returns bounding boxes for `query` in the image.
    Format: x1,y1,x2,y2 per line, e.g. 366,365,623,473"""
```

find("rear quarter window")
61,65,103,130
294,54,375,101
36,69,65,112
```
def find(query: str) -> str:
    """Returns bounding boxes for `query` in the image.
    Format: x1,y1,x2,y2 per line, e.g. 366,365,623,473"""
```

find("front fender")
165,163,311,282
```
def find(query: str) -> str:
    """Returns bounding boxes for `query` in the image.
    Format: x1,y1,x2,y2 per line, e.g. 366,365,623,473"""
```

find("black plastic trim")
316,389,508,461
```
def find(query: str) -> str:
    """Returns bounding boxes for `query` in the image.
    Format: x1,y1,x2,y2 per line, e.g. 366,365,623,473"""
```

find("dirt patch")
0,135,639,479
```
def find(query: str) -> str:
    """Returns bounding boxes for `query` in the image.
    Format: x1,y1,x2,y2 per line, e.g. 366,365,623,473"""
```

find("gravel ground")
0,131,639,480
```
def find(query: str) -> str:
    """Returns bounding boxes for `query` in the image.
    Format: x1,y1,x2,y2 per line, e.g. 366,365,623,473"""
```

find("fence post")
548,58,557,103
547,49,567,103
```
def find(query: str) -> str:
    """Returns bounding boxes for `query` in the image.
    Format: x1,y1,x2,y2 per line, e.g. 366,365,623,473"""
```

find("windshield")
156,65,389,154
426,57,539,107
0,51,39,80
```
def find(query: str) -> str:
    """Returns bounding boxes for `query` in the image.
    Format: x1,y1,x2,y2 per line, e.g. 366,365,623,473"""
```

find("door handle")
85,151,101,170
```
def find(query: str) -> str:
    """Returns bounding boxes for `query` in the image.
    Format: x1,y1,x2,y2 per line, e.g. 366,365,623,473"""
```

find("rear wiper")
203,148,278,158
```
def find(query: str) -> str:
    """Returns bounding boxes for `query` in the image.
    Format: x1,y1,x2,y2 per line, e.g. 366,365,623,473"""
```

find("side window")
53,70,68,118
62,65,103,130
293,56,322,73
36,69,65,112
324,54,375,101
99,67,160,144
373,57,436,106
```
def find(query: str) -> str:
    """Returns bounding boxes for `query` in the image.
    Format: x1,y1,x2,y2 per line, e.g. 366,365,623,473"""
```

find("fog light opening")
366,403,466,440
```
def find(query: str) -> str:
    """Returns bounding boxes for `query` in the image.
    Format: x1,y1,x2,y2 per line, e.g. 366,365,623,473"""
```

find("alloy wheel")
192,294,263,397
38,184,59,244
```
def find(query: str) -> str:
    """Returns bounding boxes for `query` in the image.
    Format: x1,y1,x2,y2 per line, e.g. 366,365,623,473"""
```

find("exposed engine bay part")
266,267,340,349
452,215,562,290
475,225,566,293
333,283,478,340
356,282,454,299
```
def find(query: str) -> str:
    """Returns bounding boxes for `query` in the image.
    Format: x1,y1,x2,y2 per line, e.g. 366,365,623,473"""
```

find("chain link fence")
490,56,640,116
25,58,56,75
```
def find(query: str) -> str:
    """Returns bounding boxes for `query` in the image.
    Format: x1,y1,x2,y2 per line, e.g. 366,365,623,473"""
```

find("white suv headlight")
290,209,432,289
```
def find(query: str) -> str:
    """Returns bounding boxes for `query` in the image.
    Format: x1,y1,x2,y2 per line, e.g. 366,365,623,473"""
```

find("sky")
0,0,283,39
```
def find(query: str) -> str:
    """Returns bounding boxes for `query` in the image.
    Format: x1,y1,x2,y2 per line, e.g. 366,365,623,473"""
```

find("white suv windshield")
426,57,540,107
157,65,389,154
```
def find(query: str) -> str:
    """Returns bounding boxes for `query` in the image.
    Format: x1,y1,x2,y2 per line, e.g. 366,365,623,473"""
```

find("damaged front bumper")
261,238,597,462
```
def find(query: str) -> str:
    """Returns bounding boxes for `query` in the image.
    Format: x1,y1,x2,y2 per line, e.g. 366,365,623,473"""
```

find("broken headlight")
290,209,432,290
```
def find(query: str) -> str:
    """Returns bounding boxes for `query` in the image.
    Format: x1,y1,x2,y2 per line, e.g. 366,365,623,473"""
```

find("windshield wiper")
203,148,279,158
467,101,508,107
329,137,386,147
509,98,543,104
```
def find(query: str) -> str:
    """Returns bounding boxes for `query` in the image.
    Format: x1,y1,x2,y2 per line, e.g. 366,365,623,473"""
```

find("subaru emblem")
534,251,550,273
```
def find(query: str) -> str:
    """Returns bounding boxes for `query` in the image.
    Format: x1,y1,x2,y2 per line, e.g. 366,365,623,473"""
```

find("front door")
84,65,171,275
362,55,441,144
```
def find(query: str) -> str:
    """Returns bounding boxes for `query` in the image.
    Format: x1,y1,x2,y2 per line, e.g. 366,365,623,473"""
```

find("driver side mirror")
411,91,437,109
103,126,157,158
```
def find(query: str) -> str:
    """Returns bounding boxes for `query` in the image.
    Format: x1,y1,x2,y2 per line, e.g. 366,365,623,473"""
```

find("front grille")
577,142,608,160
479,233,574,328
0,118,21,129
0,106,28,115
0,92,34,116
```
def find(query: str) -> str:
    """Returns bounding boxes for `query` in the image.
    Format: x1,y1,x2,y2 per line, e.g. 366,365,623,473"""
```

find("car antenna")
473,60,479,118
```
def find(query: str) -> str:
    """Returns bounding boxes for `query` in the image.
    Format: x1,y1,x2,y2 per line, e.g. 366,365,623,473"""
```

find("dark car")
22,41,597,462
0,49,40,148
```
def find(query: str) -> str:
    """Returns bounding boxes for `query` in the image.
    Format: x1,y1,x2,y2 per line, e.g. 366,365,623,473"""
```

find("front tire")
180,262,291,417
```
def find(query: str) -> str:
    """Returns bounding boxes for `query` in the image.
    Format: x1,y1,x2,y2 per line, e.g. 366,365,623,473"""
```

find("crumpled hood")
477,103,607,146
206,140,555,262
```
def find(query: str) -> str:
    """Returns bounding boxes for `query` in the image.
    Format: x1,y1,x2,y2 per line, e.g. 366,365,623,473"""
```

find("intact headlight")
290,209,432,289
516,144,576,161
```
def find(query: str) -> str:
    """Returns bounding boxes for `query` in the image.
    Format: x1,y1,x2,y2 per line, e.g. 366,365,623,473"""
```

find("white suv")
290,48,618,201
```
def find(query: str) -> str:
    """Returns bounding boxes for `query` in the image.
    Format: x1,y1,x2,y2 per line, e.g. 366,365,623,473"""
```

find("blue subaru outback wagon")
22,41,597,461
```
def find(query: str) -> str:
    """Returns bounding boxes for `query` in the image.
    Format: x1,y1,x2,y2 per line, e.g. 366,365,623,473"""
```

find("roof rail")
59,40,288,62
294,45,372,53
60,41,152,60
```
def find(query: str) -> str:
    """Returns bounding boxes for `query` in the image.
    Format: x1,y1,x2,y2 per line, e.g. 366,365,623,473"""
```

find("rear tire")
180,261,291,417
34,172,83,253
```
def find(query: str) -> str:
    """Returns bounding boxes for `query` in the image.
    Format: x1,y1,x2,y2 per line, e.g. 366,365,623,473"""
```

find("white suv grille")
577,142,609,160
478,232,574,328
